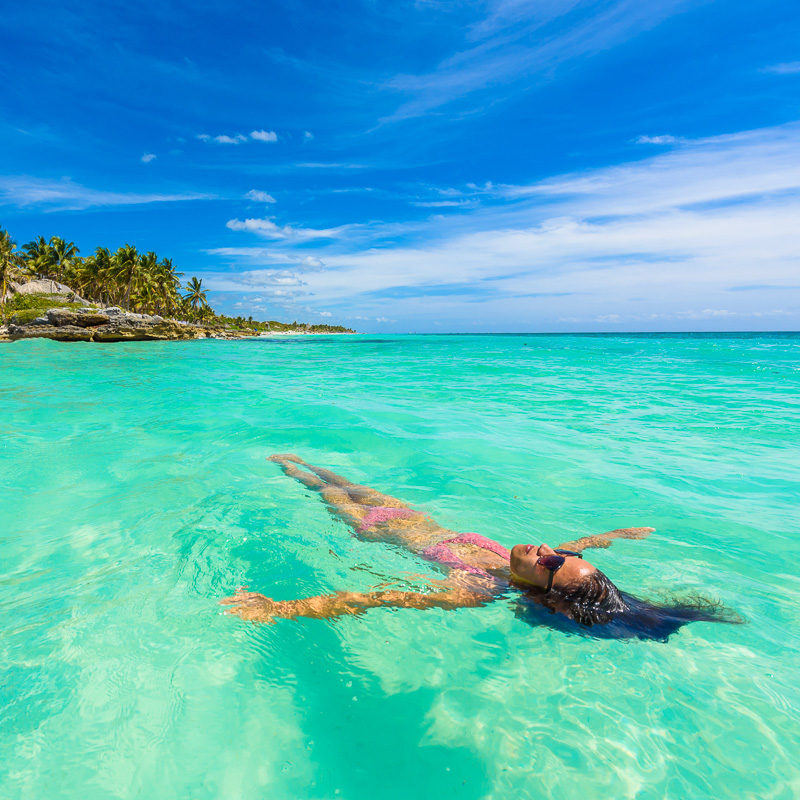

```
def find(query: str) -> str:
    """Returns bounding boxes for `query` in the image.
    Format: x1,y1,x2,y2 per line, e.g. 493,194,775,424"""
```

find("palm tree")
76,247,114,305
22,236,53,278
163,258,183,317
0,227,25,316
183,277,208,320
198,304,215,324
113,244,140,311
135,251,161,313
49,237,80,283
4,225,224,321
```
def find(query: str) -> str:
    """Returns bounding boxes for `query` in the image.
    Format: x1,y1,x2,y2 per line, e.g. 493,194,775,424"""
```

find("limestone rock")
11,278,73,296
46,309,78,327
93,316,203,342
8,279,89,304
8,324,94,342
75,312,110,327
7,302,216,343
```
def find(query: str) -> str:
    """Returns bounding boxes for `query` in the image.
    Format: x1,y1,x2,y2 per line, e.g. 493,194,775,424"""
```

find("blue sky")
2,0,799,332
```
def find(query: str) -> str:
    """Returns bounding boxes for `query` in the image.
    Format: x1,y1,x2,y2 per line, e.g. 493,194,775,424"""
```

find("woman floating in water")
222,455,739,640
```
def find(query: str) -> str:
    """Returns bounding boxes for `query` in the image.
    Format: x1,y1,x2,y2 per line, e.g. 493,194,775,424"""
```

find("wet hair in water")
518,569,741,641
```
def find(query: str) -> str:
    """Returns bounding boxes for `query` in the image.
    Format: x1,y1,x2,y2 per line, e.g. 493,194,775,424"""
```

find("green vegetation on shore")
0,226,354,333
4,293,97,325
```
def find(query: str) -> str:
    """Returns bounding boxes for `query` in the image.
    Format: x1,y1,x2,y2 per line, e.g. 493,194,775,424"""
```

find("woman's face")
509,543,597,590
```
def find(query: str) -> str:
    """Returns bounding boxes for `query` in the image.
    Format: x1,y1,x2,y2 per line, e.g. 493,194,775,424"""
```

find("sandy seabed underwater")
1,333,799,800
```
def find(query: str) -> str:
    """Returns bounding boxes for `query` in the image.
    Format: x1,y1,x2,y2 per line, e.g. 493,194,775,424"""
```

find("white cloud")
494,122,800,215
353,315,395,323
412,199,476,207
635,134,680,144
197,133,247,144
141,153,157,163
561,308,792,324
295,162,367,169
226,218,284,236
206,247,325,271
762,61,800,75
202,270,307,299
0,175,213,211
225,217,345,240
303,131,314,140
245,189,277,203
199,122,800,330
237,270,305,288
318,311,332,317
251,130,278,142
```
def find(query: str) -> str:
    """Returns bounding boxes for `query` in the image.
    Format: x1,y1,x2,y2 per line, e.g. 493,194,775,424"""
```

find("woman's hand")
558,526,655,552
219,589,284,623
221,586,492,623
601,527,654,540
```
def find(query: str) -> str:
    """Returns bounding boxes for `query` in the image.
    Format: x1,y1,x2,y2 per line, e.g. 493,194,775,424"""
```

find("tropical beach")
3,0,800,798
0,229,354,341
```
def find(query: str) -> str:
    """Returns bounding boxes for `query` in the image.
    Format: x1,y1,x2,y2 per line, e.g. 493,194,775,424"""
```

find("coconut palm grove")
0,226,352,333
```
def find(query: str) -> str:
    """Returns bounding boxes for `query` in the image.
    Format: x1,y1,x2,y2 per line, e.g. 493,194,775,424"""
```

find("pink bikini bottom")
357,506,510,578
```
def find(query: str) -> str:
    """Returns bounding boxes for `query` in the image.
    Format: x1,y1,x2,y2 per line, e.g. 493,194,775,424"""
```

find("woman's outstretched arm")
220,586,493,623
557,527,654,552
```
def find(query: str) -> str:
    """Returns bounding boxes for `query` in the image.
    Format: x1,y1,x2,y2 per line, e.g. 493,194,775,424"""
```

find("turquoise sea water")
1,333,799,800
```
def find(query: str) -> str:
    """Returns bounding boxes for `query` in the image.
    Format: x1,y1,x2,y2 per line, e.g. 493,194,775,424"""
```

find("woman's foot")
268,453,305,464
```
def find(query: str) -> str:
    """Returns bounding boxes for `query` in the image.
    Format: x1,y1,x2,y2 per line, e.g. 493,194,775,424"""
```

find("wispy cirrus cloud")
206,246,324,270
141,153,157,163
380,0,693,123
411,199,477,208
295,162,368,169
762,61,800,75
491,122,800,214
635,134,681,144
560,308,792,323
0,175,214,211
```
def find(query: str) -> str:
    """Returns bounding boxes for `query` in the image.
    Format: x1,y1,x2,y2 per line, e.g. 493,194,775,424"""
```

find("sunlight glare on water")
1,333,799,799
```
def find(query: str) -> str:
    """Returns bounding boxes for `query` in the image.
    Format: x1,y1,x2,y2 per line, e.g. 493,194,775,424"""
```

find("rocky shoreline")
0,279,355,343
0,305,259,343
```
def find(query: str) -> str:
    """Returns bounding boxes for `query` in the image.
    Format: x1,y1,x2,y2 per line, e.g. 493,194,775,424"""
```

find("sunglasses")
537,549,583,592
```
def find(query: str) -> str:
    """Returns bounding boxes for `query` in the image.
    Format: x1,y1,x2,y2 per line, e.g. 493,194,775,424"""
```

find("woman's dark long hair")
515,569,742,641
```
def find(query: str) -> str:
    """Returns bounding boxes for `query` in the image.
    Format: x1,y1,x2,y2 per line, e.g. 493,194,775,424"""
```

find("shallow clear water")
1,333,799,800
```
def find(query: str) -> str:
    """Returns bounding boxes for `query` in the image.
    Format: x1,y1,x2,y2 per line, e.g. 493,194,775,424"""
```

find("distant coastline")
0,281,356,343
0,228,355,342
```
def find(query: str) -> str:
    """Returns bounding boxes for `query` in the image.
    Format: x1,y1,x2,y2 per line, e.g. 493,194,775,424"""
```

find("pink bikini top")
357,506,511,578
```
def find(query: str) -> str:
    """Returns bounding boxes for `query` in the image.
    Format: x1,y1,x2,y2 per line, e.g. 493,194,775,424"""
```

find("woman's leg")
268,455,454,552
270,454,357,488
269,456,377,530
269,454,409,509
